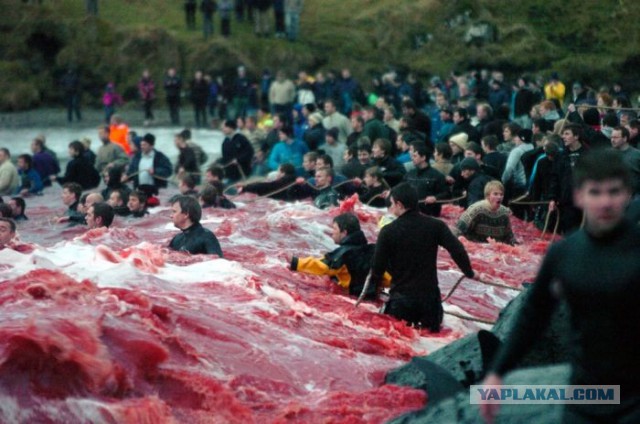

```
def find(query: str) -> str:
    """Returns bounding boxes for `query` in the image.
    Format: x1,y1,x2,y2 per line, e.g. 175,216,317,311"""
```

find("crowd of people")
7,63,640,422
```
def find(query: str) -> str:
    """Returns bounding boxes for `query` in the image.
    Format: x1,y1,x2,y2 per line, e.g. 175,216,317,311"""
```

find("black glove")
290,256,299,271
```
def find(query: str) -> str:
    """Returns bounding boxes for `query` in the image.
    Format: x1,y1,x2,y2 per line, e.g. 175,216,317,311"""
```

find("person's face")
315,171,330,188
388,197,403,217
464,150,477,159
279,130,288,142
342,149,351,163
574,179,631,236
236,117,245,129
140,141,153,154
174,135,184,147
364,173,375,187
411,150,426,167
395,135,404,151
620,114,630,127
206,171,219,184
85,195,100,210
610,130,627,149
503,128,512,141
487,189,504,209
476,106,486,120
449,142,462,155
0,221,14,246
628,125,639,139
351,117,360,131
30,142,38,154
453,111,463,124
99,128,109,142
16,158,26,170
168,68,176,77
86,206,98,229
61,188,76,206
222,125,234,136
108,192,122,207
562,129,578,148
461,169,473,179
331,222,346,244
302,156,315,171
371,144,384,158
358,150,370,165
171,202,189,229
383,108,394,122
195,71,203,80
440,110,450,121
316,159,329,169
324,102,335,115
481,141,489,154
68,147,76,158
9,199,20,216
128,196,142,212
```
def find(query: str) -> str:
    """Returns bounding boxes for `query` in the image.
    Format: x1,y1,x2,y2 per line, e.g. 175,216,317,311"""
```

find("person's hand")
479,373,503,424
567,103,576,113
20,189,29,196
425,196,436,204
121,174,129,183
295,177,305,184
353,177,362,186
50,175,57,181
445,175,455,185
56,216,69,224
148,168,155,175
381,190,390,199
549,200,556,212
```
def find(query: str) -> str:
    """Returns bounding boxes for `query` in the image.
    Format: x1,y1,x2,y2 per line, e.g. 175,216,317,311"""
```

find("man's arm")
369,227,391,291
438,220,474,278
204,233,223,257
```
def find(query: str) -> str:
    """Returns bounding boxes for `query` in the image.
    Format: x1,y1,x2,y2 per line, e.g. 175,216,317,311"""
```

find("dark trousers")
143,99,154,120
221,17,231,36
274,10,285,33
384,291,443,332
194,103,207,128
65,93,81,122
167,97,180,125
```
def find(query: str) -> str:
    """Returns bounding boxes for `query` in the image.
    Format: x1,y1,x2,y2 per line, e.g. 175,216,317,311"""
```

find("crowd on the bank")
183,0,304,40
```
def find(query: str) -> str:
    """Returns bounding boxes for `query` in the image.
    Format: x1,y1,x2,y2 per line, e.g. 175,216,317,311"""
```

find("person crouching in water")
452,180,517,245
290,213,390,299
169,195,223,256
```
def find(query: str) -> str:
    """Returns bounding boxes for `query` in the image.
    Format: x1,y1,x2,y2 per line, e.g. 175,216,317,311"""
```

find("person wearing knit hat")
448,132,469,165
308,112,324,125
459,157,494,208
460,157,480,171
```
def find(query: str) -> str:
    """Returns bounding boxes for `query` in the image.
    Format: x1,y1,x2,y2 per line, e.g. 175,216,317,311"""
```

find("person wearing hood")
101,165,131,201
290,212,390,299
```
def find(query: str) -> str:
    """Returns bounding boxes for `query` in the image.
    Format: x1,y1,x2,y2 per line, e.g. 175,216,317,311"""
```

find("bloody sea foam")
0,186,549,423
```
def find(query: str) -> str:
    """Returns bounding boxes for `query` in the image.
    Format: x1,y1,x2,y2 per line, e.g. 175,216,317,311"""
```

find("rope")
419,193,467,205
541,207,560,240
477,277,523,292
241,180,302,203
441,275,466,302
444,310,496,325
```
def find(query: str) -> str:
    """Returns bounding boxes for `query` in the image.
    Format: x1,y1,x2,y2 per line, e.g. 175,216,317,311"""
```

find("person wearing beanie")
218,119,254,182
459,156,495,208
448,132,469,165
126,132,173,190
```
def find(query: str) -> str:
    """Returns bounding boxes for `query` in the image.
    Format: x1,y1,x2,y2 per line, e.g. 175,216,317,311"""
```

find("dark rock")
385,357,463,405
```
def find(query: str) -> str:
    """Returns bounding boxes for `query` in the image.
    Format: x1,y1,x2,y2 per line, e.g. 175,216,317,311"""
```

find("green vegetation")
1,0,638,110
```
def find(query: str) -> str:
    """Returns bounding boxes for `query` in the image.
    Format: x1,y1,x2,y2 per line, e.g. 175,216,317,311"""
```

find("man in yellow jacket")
291,212,390,299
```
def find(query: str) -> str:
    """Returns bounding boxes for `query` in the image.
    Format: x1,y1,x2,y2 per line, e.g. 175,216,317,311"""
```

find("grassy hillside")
1,0,639,110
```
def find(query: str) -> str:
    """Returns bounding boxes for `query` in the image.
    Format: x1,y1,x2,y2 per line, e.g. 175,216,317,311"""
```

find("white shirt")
138,150,155,186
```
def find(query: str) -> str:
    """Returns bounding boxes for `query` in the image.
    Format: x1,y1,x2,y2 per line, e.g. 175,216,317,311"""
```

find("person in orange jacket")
109,114,132,155
290,212,391,299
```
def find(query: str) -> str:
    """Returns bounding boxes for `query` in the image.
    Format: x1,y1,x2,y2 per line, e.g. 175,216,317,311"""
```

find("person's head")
325,127,339,145
448,133,469,155
174,132,187,148
108,189,128,208
351,115,364,132
86,202,114,229
68,140,85,158
171,195,202,230
460,157,480,179
502,122,521,142
316,154,334,170
198,184,218,208
0,148,10,164
389,183,418,216
410,141,430,167
573,149,632,236
205,164,224,184
364,166,384,188
222,119,237,135
127,190,148,213
277,163,295,179
562,124,583,150
314,167,334,189
279,125,293,142
538,100,556,116
31,137,45,154
476,103,493,121
401,98,417,116
0,217,16,247
343,145,358,163
484,180,504,209
434,142,452,162
16,154,32,171
62,182,82,206
542,135,561,159
0,203,12,218
331,213,361,244
179,174,198,194
628,119,639,139
481,135,498,153
464,141,483,161
302,152,318,172
140,133,155,154
98,125,110,143
9,197,25,217
324,99,338,115
372,138,392,159
85,193,104,212
357,143,371,165
611,126,630,150
452,107,468,124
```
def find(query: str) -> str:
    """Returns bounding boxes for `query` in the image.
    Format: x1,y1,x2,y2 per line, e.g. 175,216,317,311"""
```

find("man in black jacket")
126,133,173,191
291,213,390,298
219,119,254,182
369,183,475,331
482,149,640,424
404,141,450,216
169,195,223,256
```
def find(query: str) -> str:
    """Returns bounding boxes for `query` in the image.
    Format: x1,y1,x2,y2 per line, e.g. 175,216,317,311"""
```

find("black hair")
333,213,361,234
172,195,202,223
465,141,483,156
410,141,429,158
390,183,418,211
481,135,499,150
279,163,296,176
91,202,115,228
373,138,392,156
69,140,85,156
0,217,16,232
435,142,453,159
62,182,83,200
563,123,584,141
316,154,334,168
181,174,198,190
129,190,148,206
0,204,12,218
573,149,631,189
17,154,33,169
613,126,630,139
10,197,26,214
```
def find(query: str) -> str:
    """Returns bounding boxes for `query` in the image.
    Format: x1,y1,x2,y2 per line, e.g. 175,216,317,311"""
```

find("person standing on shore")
164,68,183,125
60,68,82,123
138,69,155,125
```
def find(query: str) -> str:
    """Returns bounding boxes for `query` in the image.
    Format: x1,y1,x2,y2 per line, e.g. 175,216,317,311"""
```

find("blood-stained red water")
0,186,551,423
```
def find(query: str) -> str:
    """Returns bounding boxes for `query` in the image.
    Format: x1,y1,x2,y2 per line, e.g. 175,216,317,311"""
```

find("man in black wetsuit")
482,149,640,424
369,183,476,332
169,195,223,256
